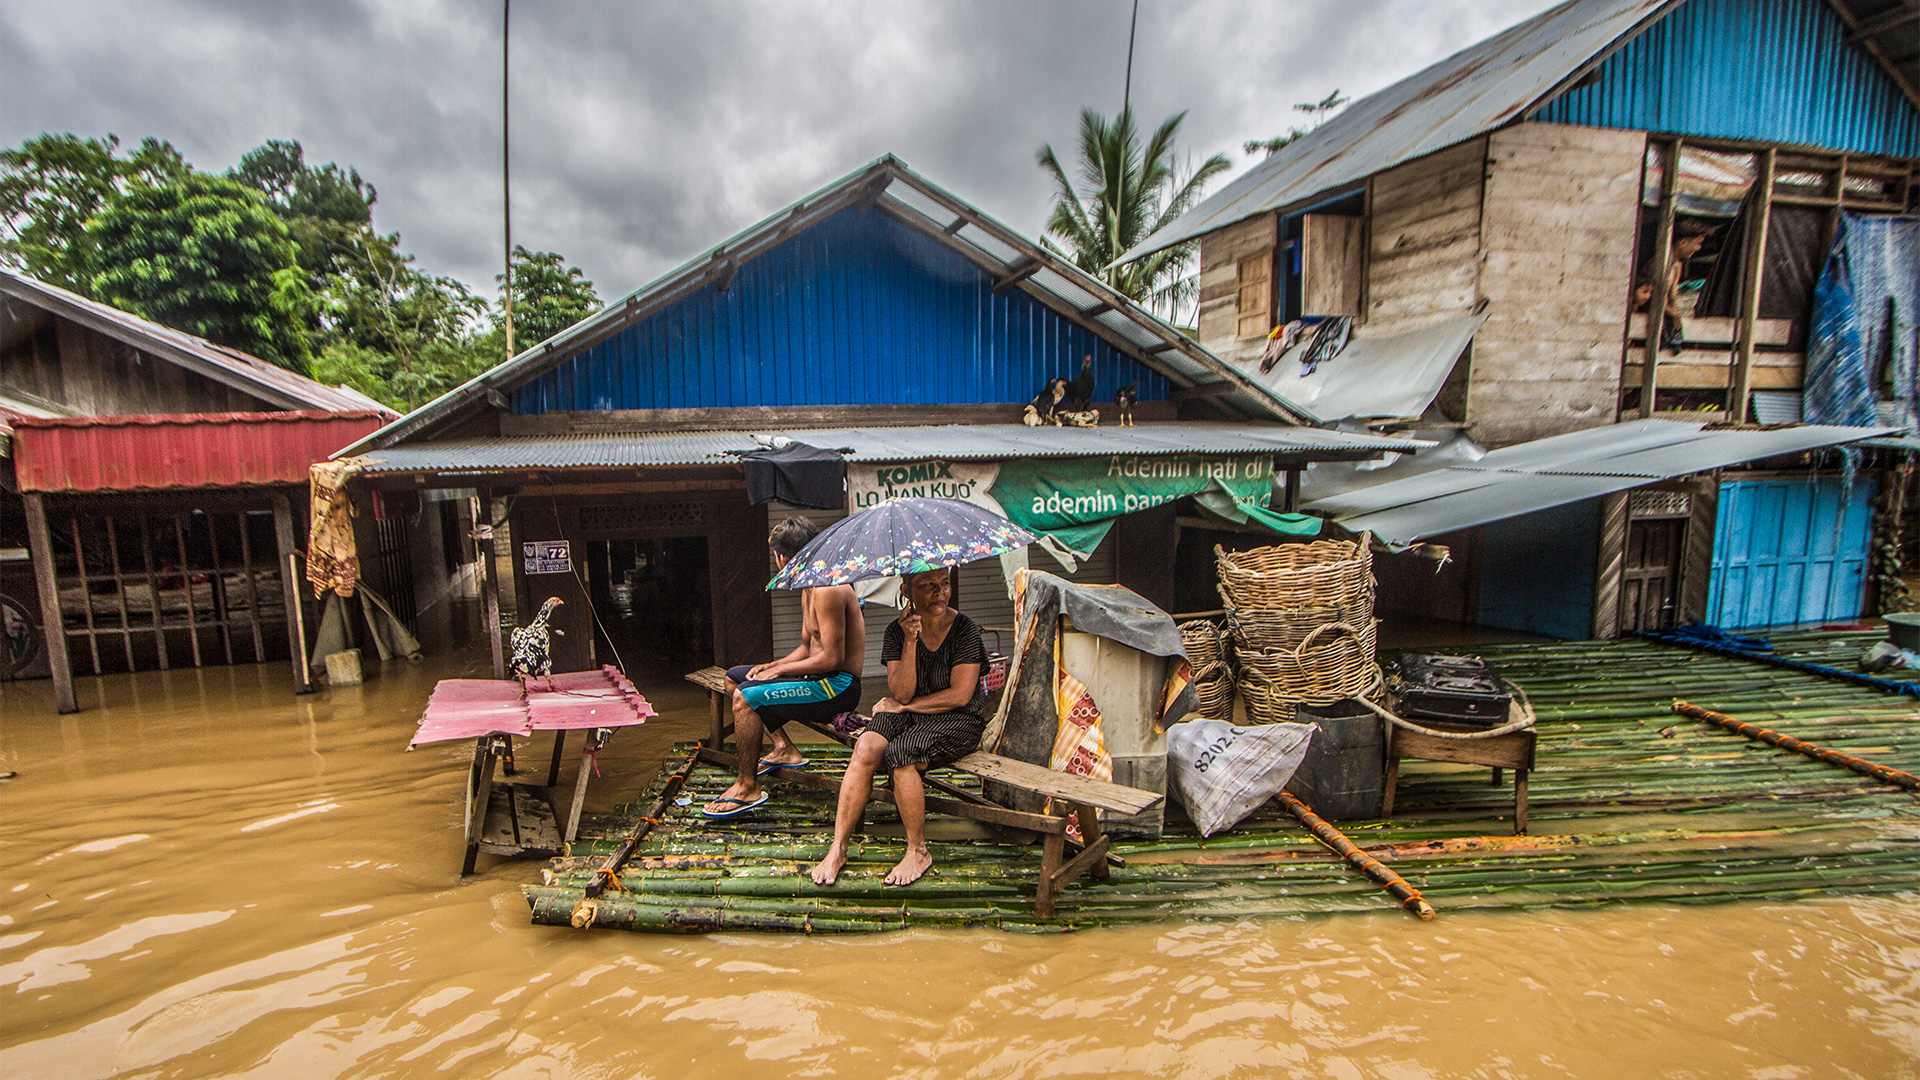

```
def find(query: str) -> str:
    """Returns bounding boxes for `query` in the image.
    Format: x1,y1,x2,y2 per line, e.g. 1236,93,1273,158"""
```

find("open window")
1274,191,1366,325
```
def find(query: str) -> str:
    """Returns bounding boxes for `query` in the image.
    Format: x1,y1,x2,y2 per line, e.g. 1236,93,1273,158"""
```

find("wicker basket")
1215,536,1375,611
1178,618,1236,720
1234,620,1379,724
1227,602,1373,653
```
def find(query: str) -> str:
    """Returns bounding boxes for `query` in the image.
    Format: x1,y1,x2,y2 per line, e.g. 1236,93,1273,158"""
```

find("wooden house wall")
0,313,271,416
1470,122,1645,446
1362,139,1488,338
1195,214,1278,364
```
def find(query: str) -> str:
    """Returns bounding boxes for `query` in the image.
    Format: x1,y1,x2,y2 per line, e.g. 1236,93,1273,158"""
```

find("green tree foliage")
1037,109,1230,315
322,230,490,410
497,245,600,349
0,134,186,291
87,172,314,372
4,130,602,409
1244,90,1349,157
230,140,375,293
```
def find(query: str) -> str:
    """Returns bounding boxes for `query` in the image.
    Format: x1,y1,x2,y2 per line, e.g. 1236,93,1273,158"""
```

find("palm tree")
1037,108,1230,318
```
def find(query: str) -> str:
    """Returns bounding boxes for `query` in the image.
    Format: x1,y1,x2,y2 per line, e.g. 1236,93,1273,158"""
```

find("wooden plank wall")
0,312,269,416
1471,122,1644,446
1196,214,1277,362
1363,139,1487,338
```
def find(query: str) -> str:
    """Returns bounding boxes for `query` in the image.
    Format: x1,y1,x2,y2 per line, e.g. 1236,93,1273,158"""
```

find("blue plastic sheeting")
1706,476,1876,629
1536,0,1920,157
1805,213,1920,431
1478,498,1601,640
513,207,1168,414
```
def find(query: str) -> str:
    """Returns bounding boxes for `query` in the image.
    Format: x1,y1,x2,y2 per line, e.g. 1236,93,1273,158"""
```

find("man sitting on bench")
812,567,988,887
702,517,865,819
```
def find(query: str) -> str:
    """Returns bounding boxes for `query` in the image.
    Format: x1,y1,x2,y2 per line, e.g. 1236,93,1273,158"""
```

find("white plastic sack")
1167,720,1317,837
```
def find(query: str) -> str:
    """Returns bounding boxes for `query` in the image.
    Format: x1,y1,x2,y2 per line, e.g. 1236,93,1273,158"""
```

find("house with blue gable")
1130,0,1918,639
333,157,1418,680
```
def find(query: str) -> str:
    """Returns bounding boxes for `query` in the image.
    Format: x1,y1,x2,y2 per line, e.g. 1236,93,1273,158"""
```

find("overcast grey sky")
2,0,1558,301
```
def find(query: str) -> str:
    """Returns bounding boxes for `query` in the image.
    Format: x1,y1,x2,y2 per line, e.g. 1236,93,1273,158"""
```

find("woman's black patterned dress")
869,612,990,771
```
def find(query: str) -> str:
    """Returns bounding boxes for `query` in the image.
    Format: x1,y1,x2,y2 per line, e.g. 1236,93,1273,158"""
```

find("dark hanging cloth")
1695,189,1829,330
740,441,847,510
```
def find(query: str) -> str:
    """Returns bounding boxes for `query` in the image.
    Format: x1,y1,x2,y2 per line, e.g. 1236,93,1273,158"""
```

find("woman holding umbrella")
812,566,990,887
753,497,1033,887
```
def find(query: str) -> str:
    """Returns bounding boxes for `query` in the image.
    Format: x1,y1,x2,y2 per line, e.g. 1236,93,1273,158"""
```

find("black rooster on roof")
1065,355,1096,412
1113,380,1139,426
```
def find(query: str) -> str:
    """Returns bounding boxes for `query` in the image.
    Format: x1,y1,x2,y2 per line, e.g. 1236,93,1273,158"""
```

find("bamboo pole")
1275,792,1436,920
1671,701,1920,791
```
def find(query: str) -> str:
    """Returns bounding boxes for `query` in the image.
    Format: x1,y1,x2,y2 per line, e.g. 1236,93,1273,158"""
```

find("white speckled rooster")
510,597,565,681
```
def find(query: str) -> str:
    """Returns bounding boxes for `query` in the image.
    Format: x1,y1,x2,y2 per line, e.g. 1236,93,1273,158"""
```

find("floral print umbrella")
768,498,1037,589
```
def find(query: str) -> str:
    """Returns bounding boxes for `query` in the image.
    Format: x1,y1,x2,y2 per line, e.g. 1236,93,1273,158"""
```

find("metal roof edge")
0,270,350,413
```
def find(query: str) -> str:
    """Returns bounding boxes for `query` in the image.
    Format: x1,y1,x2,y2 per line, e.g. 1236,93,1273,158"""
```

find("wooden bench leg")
1381,757,1401,818
1035,829,1066,918
564,731,600,845
1075,805,1109,882
1514,768,1529,836
1491,766,1502,787
463,737,498,876
708,690,726,749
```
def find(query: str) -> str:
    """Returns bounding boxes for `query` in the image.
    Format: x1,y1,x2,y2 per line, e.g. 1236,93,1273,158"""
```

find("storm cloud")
2,0,1557,300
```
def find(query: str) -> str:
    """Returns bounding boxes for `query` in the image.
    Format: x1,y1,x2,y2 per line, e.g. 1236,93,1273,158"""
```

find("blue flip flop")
699,791,769,819
756,756,810,777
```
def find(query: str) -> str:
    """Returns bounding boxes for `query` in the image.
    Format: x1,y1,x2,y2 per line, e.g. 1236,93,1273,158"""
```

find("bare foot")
702,780,762,818
761,730,805,767
810,846,848,886
884,846,933,886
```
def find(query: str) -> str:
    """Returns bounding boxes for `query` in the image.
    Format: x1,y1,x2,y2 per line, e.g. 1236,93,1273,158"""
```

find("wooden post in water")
22,493,76,713
271,491,313,694
479,489,506,680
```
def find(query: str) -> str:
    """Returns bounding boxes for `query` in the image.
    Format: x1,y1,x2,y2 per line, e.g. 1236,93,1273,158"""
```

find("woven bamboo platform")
525,628,1920,933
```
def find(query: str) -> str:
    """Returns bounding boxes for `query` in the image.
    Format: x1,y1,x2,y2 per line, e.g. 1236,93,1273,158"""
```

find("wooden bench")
1382,724,1536,835
684,666,1162,915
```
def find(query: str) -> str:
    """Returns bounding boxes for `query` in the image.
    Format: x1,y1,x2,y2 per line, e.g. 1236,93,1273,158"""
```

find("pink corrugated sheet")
411,668,653,746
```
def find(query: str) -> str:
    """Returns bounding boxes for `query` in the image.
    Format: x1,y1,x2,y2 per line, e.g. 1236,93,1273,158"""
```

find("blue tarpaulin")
1804,213,1920,430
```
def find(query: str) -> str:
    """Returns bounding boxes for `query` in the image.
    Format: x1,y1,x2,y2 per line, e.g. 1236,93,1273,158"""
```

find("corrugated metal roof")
343,156,1321,458
1305,418,1895,546
11,411,390,493
1124,0,1674,261
355,422,1429,475
1535,0,1920,156
0,270,389,416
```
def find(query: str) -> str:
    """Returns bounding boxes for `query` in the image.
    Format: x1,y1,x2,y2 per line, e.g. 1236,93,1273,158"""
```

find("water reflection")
2,659,1918,1078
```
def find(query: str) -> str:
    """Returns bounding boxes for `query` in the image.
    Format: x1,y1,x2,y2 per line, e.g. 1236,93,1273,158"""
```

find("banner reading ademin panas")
847,453,1275,557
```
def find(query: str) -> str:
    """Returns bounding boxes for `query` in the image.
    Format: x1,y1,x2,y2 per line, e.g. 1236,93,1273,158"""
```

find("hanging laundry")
739,441,847,510
1805,213,1920,430
1260,319,1306,374
1300,316,1352,375
307,457,372,598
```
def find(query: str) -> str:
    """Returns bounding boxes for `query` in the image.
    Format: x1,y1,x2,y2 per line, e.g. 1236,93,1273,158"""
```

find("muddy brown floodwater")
3,655,1920,1079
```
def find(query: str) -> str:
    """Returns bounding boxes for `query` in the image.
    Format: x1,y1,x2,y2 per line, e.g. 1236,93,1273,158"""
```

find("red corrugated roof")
10,411,389,493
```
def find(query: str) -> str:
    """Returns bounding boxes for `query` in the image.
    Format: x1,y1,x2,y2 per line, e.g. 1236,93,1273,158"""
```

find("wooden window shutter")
1235,254,1272,339
1300,214,1364,317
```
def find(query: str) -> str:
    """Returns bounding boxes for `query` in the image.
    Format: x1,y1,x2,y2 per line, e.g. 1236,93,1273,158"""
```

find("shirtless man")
702,517,866,819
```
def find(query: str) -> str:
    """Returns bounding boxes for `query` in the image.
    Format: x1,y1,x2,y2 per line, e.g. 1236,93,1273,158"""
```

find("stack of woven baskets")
1177,618,1235,720
1216,535,1378,724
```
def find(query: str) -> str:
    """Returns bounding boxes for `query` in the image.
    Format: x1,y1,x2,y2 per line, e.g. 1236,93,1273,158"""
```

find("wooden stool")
685,666,735,748
1382,723,1536,835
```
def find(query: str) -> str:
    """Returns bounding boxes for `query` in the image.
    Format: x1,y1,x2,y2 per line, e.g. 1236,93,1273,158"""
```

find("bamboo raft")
526,628,1920,933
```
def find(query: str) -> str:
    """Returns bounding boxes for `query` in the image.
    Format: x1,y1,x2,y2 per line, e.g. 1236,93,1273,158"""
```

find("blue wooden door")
1706,477,1876,629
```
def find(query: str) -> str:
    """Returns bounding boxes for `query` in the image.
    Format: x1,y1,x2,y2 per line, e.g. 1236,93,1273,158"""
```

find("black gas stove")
1387,653,1512,729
